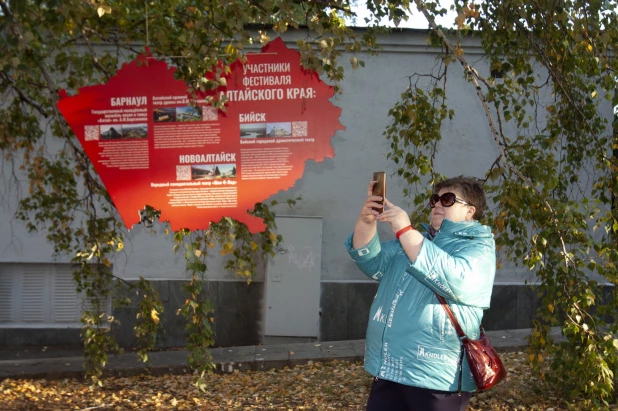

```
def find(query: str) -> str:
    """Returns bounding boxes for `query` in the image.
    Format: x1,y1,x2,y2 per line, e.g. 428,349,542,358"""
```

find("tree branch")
81,26,143,55
0,72,49,117
33,59,107,197
414,0,574,269
0,0,12,18
513,21,616,168
480,156,503,184
248,0,268,13
81,29,112,80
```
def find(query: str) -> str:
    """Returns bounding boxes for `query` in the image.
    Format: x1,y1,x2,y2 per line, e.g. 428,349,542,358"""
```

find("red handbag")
435,293,507,391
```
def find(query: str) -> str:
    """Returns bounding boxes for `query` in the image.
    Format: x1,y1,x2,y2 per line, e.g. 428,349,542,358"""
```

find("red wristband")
396,225,414,239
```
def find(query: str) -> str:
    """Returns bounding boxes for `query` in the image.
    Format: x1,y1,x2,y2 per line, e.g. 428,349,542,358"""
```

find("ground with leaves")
0,352,615,410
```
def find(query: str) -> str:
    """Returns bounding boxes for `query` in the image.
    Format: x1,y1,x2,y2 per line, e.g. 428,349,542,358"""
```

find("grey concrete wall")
111,280,264,348
0,281,545,348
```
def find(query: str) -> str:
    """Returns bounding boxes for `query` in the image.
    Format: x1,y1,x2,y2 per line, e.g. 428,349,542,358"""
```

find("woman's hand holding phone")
359,172,386,225
371,171,386,214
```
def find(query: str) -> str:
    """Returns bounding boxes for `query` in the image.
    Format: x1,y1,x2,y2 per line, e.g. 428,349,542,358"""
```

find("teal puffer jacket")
345,218,496,392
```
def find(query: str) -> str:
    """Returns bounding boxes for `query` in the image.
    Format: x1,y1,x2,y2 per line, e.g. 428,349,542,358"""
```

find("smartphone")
372,171,386,214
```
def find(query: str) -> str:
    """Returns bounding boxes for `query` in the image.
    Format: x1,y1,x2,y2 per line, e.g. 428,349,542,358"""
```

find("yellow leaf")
220,241,234,255
250,241,258,251
455,13,465,29
195,249,202,257
269,232,277,243
97,7,105,17
151,308,160,325
350,56,358,70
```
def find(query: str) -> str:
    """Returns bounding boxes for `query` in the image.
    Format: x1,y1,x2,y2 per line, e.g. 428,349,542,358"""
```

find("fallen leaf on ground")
0,353,616,410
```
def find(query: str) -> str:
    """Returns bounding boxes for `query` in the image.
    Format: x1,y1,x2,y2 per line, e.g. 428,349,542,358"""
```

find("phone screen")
372,172,386,213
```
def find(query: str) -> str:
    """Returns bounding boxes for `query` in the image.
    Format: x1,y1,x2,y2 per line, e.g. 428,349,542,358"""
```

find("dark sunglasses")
429,192,469,208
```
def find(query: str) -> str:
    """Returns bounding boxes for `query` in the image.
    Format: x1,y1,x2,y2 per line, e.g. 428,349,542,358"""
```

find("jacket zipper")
457,347,464,395
377,270,411,381
376,289,389,378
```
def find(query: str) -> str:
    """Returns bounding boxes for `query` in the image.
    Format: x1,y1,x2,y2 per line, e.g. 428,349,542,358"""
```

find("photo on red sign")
266,122,292,137
176,106,202,122
240,123,267,138
100,124,148,140
153,108,177,122
122,124,148,139
216,164,236,178
191,164,237,180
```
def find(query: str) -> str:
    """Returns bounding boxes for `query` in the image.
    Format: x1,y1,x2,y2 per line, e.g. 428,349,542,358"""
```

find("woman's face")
430,188,475,230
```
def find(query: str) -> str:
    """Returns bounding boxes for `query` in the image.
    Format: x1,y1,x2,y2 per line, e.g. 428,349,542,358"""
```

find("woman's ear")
466,206,476,220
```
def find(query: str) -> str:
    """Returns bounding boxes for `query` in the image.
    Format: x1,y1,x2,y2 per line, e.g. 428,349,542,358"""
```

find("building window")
0,264,110,327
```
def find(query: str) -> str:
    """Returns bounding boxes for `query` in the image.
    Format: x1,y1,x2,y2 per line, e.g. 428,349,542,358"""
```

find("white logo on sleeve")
357,248,370,256
373,306,386,323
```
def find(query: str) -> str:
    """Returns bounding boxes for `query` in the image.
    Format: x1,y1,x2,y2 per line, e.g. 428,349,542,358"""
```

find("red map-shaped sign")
58,38,344,232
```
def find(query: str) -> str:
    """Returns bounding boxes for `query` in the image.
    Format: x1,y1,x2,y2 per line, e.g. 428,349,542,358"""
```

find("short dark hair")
434,176,486,220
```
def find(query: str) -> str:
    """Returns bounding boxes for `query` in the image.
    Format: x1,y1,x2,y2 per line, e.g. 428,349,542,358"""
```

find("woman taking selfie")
344,176,496,411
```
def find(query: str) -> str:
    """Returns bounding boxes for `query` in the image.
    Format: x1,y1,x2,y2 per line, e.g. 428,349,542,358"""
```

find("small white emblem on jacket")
373,306,387,323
